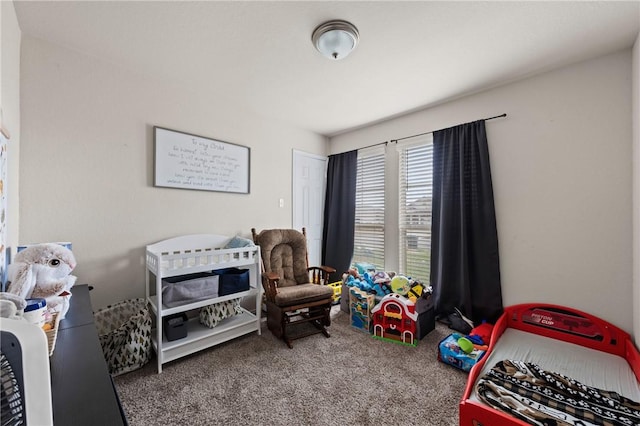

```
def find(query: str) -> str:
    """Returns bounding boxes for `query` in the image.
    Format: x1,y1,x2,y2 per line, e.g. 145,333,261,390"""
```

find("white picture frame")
153,126,250,194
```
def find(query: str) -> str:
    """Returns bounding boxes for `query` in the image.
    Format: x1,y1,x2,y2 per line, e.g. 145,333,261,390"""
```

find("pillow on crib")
223,236,255,249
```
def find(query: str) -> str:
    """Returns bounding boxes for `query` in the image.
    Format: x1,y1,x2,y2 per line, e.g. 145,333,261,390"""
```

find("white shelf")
151,310,259,364
147,288,258,317
145,234,262,373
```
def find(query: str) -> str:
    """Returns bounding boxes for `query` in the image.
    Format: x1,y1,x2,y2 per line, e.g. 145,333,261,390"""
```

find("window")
352,147,385,271
350,136,433,282
398,136,433,283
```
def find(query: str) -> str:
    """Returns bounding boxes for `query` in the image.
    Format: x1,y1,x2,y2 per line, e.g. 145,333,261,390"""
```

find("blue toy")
345,274,373,292
371,282,392,297
371,283,385,297
362,272,375,287
438,333,486,372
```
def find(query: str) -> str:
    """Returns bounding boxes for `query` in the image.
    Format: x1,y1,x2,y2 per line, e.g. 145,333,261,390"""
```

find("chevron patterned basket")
94,298,152,376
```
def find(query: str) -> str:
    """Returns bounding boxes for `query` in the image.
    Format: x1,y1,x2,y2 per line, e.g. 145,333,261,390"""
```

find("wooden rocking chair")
251,228,335,348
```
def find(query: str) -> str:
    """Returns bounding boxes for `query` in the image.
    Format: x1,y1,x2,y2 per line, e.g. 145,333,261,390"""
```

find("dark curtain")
431,120,503,324
322,150,358,278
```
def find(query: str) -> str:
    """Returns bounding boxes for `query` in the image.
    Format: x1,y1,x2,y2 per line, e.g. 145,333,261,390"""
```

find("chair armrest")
262,272,280,302
265,271,280,281
308,266,336,285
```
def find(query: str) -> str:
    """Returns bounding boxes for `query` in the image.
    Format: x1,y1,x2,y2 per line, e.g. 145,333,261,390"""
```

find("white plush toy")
7,243,77,318
0,292,26,320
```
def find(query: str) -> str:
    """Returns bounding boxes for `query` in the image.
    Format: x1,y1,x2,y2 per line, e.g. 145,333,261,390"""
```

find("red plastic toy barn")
371,293,418,346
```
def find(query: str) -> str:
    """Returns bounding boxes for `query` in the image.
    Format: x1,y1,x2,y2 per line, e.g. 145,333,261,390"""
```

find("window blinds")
353,146,385,271
398,135,433,283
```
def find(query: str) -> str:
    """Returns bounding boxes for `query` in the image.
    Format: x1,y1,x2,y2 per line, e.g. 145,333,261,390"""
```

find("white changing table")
145,234,262,373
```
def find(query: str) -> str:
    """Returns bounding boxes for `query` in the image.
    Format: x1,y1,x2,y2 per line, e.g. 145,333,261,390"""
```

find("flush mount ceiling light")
311,20,359,60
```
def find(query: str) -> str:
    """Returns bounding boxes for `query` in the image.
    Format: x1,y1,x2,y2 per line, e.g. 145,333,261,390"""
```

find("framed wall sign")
154,126,250,194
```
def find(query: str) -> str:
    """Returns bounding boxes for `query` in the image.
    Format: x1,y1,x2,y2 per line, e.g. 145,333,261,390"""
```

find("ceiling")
13,1,640,137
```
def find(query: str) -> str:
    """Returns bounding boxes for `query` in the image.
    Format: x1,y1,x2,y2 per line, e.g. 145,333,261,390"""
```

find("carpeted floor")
114,308,468,426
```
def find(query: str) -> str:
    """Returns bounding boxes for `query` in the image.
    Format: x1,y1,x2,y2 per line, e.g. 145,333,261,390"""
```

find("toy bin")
214,268,250,296
161,272,219,308
94,298,152,376
437,333,486,372
163,312,188,341
415,295,435,339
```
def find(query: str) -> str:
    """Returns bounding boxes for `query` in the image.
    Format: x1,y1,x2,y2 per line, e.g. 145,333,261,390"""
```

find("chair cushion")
275,283,334,307
254,229,309,287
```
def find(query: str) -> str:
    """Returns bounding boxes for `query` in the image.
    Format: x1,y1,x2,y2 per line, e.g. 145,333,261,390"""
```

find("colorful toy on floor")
349,287,375,332
457,336,474,353
371,293,418,346
328,281,342,305
468,321,494,345
438,332,486,372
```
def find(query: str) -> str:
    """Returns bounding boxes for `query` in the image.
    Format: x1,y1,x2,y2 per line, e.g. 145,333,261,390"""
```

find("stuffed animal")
7,243,77,318
0,292,26,320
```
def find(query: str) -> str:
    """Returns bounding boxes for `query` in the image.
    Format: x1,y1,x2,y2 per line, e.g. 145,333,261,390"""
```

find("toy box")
349,288,375,332
437,333,486,372
415,294,435,339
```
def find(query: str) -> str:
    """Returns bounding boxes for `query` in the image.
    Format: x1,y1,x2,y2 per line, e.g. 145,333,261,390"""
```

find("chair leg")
283,336,294,349
282,309,294,348
312,320,331,338
266,302,284,338
266,300,332,348
266,301,295,347
309,304,331,338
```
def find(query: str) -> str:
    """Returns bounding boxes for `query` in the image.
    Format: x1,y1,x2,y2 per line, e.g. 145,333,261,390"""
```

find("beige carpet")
114,308,468,426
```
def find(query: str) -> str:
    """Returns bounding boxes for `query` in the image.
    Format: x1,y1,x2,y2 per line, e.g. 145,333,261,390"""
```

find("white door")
292,150,327,267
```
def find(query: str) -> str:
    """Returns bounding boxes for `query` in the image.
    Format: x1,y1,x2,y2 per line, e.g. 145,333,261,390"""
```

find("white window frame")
350,135,433,282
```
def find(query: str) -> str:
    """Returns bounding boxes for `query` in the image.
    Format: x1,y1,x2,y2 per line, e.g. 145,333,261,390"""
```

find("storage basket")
199,298,243,328
214,268,250,296
94,298,152,376
161,272,219,308
45,312,61,356
163,313,188,341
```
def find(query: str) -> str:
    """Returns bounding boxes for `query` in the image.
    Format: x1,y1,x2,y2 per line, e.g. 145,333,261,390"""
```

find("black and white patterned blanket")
476,359,640,426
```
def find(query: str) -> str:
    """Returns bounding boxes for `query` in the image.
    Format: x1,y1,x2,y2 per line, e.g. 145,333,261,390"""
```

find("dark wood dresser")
49,284,127,425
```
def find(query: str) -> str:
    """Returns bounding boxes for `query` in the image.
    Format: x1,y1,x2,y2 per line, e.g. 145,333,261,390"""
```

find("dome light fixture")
311,20,359,60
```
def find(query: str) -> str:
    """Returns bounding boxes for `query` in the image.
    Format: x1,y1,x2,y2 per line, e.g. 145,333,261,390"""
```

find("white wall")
1,0,21,253
19,36,327,309
331,50,634,333
633,32,640,345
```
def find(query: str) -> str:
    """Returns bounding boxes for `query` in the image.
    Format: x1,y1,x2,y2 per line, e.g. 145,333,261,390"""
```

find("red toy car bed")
459,303,640,425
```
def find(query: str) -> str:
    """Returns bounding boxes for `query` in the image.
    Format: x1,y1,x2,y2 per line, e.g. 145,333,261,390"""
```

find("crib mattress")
469,328,640,403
